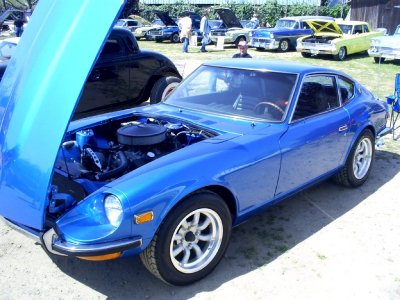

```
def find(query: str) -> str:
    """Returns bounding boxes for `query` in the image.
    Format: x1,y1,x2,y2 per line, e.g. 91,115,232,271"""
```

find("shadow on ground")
49,148,400,299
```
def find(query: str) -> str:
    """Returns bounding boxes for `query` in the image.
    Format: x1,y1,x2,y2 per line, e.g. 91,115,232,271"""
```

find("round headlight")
104,195,123,227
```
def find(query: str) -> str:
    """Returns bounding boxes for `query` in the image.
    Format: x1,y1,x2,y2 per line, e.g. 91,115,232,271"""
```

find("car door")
349,24,365,53
76,34,132,114
276,74,351,195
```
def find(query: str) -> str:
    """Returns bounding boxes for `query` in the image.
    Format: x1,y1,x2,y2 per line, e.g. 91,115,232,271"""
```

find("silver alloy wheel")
280,40,289,51
353,137,373,179
170,208,223,274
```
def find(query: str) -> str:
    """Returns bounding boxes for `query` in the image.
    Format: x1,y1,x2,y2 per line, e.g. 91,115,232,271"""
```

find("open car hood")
128,14,151,26
153,10,177,27
214,8,242,29
305,19,342,35
0,0,125,230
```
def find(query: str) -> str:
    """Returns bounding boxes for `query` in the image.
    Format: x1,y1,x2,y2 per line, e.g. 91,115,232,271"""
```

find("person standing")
199,11,211,53
232,40,252,58
179,12,192,53
14,16,24,37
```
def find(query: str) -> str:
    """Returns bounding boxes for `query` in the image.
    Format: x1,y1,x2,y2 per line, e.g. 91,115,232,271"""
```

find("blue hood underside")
0,0,126,230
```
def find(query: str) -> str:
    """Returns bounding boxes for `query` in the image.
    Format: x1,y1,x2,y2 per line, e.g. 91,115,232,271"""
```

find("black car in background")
0,28,182,119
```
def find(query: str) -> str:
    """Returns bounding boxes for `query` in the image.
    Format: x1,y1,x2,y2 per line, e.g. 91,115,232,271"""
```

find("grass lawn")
138,39,400,100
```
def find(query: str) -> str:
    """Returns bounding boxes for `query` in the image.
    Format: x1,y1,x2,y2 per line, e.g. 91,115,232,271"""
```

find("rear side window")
338,77,355,104
100,38,124,58
293,75,340,120
354,25,363,34
362,24,369,33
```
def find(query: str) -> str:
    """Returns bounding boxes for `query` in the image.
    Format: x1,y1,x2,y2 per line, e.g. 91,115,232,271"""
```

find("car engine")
56,117,216,183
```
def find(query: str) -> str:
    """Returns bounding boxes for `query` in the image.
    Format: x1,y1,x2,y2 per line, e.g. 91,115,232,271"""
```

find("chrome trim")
42,228,67,256
0,217,41,243
52,235,142,256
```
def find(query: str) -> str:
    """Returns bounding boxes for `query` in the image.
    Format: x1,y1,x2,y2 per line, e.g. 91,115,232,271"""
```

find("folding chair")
386,73,400,140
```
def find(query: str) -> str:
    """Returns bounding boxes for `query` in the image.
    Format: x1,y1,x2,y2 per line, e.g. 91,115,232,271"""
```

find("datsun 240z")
0,0,390,285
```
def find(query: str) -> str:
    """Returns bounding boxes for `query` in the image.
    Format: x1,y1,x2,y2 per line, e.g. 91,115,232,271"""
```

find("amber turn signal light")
134,211,154,224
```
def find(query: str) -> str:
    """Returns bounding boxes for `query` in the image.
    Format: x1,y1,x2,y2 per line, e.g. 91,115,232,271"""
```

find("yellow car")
296,20,384,60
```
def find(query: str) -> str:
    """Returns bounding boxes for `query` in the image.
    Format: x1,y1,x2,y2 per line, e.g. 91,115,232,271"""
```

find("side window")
362,24,369,33
293,21,299,29
293,75,339,120
100,38,123,57
354,25,363,34
338,77,355,104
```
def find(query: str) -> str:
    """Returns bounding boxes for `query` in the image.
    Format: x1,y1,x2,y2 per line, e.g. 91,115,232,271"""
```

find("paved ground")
0,135,399,299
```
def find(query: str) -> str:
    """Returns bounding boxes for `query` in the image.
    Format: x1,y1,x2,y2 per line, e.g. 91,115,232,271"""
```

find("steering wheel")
254,101,285,117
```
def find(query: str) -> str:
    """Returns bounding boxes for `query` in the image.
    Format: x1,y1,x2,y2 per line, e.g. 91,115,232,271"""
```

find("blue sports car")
0,0,390,286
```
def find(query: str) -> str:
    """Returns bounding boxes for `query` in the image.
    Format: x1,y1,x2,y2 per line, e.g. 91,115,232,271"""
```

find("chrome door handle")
338,125,348,132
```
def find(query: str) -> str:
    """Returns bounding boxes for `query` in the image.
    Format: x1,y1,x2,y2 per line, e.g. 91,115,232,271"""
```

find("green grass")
138,39,399,100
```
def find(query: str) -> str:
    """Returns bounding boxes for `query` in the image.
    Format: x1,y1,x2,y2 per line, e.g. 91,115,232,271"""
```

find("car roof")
336,20,368,26
203,59,341,76
280,16,334,22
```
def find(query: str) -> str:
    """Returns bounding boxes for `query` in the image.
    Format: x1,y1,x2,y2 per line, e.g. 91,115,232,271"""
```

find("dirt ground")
0,132,399,299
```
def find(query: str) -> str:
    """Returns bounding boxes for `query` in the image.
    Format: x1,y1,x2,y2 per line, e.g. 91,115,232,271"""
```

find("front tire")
140,191,232,285
334,47,347,61
149,76,181,104
334,129,375,187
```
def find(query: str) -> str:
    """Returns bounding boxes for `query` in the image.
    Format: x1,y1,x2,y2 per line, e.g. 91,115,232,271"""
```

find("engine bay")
49,115,217,215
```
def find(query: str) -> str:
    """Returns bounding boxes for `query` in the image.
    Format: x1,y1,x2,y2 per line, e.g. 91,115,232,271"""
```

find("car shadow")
48,148,400,299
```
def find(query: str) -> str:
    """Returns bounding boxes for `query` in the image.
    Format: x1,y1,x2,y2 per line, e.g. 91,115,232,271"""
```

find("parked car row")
245,14,397,63
121,8,396,64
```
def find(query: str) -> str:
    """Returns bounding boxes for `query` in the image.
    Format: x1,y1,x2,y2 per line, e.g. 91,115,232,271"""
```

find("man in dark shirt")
232,41,252,58
14,17,24,37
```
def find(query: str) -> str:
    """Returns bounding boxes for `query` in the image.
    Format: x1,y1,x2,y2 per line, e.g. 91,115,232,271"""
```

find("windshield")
339,24,352,34
241,20,258,29
116,20,125,26
166,65,297,122
152,19,164,26
276,20,297,29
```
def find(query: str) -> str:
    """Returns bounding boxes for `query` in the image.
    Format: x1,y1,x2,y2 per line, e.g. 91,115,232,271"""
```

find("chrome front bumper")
2,217,142,257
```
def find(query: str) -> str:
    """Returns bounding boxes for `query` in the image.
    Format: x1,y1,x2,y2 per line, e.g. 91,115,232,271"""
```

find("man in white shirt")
199,11,211,52
179,12,192,53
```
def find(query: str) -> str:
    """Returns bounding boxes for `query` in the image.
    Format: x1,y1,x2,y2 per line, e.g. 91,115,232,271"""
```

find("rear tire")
278,39,290,52
334,129,375,187
140,191,232,285
301,52,311,58
171,33,180,43
149,76,181,104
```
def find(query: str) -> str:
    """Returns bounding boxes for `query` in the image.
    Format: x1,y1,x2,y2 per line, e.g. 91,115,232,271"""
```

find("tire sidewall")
155,192,232,285
347,129,375,187
338,47,346,61
279,39,289,52
150,76,181,104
